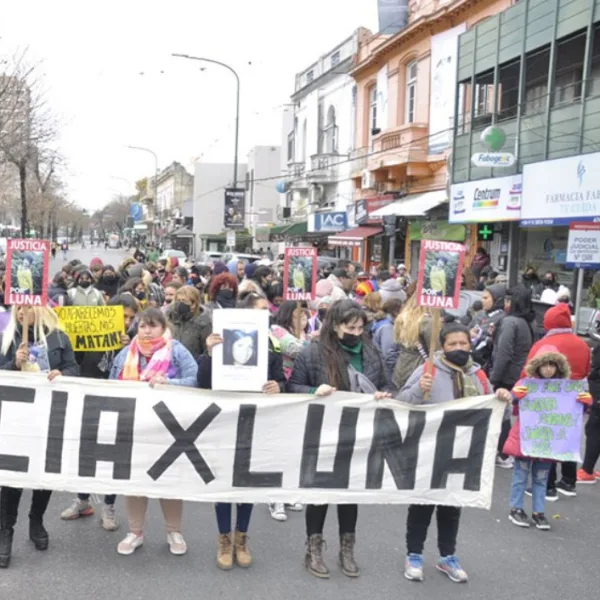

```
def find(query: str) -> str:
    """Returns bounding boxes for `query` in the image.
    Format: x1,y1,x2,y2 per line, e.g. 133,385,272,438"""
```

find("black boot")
0,529,13,568
29,519,49,551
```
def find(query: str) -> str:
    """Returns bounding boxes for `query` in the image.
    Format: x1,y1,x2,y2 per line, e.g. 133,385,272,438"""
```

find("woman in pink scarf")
109,308,198,557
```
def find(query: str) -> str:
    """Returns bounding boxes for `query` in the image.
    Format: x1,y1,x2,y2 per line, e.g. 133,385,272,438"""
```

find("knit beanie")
244,262,258,279
212,261,228,276
90,257,103,269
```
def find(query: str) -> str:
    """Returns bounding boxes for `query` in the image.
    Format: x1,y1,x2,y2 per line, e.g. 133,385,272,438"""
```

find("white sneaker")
495,455,514,469
117,533,144,555
286,503,303,512
101,504,119,531
269,503,287,521
167,532,187,556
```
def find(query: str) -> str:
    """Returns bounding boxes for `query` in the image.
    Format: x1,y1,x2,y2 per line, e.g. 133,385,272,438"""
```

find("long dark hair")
508,284,536,322
276,300,309,336
319,299,368,390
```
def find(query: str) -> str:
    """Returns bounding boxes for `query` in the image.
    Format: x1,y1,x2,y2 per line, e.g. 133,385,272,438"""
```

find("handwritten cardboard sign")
519,378,586,461
55,306,125,352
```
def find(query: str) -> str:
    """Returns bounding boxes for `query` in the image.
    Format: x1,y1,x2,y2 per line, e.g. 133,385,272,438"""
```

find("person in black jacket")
197,291,285,572
490,285,536,468
288,299,391,580
48,272,72,306
59,294,139,529
578,343,600,482
0,305,79,568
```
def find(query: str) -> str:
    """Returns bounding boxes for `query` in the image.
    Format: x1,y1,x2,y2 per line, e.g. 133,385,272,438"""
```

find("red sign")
356,195,395,224
5,239,50,306
416,239,466,310
283,247,318,301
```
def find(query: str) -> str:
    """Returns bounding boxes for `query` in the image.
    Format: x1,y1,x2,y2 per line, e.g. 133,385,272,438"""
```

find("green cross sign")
478,224,494,240
481,126,506,152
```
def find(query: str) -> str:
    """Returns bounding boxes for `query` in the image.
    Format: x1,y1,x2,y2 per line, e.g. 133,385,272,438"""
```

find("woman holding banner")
0,305,79,568
109,308,198,557
288,299,392,580
399,323,511,584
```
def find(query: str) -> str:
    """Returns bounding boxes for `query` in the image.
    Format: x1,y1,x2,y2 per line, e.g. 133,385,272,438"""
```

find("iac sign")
317,212,347,231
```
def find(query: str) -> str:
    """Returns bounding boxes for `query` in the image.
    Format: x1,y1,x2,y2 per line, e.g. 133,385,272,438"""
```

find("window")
324,106,338,153
497,59,520,121
331,51,340,68
369,85,378,138
302,119,307,162
317,100,324,153
405,61,418,123
554,31,585,105
306,70,314,84
287,131,294,162
524,46,550,115
473,70,494,126
351,85,357,150
588,24,600,97
456,80,472,133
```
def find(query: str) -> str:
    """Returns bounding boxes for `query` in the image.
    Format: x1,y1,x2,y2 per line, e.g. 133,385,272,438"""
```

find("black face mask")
318,308,328,321
136,291,146,300
340,332,361,347
216,289,236,308
103,275,116,283
444,349,471,367
543,279,553,287
78,281,92,289
522,273,533,281
175,301,191,319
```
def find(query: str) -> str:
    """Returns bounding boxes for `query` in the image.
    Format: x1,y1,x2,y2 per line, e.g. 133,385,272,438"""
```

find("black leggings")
305,504,357,537
406,504,461,557
0,487,52,529
583,409,600,474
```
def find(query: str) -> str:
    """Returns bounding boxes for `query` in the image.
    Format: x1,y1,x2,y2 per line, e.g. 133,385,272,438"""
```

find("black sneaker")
546,488,559,502
532,513,551,530
508,508,530,528
556,480,577,497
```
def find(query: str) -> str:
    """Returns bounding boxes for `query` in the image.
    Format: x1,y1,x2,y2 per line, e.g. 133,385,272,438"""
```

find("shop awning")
370,189,447,218
269,221,308,239
328,226,383,248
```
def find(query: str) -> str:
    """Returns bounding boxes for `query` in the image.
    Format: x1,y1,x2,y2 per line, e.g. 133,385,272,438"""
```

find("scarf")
120,330,173,381
440,356,479,399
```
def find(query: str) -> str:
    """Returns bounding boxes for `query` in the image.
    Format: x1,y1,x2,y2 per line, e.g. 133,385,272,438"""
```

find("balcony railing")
369,123,428,168
287,162,306,178
308,153,345,183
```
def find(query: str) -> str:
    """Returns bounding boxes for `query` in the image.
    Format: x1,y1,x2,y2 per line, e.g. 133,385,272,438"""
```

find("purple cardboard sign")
519,378,586,462
0,311,10,333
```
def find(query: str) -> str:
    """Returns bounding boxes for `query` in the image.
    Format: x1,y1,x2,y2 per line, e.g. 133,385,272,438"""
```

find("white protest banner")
0,373,504,508
566,222,600,269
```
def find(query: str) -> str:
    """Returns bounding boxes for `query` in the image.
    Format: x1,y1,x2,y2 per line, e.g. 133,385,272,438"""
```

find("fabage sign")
5,238,50,307
416,239,466,310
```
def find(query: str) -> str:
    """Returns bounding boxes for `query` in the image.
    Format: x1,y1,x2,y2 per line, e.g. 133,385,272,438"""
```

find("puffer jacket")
165,305,212,360
398,353,490,405
287,338,391,393
490,314,534,389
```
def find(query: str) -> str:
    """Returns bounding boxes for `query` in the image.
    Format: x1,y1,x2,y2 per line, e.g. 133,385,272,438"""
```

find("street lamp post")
171,54,240,188
127,146,159,241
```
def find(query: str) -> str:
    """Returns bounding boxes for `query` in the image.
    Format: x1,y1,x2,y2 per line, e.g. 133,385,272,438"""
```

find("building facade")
155,162,194,233
348,0,511,273
450,0,600,297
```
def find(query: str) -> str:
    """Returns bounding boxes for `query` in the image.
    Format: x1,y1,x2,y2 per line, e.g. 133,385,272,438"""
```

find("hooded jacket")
524,303,590,380
325,273,348,303
378,278,407,303
165,304,212,360
398,353,490,405
503,349,571,459
68,271,105,306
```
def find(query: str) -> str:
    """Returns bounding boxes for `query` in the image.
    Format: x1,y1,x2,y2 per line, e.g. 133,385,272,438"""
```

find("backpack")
424,361,491,394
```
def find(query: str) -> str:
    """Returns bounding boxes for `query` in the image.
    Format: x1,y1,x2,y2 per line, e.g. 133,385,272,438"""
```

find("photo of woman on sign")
424,253,458,298
12,253,43,296
223,329,258,366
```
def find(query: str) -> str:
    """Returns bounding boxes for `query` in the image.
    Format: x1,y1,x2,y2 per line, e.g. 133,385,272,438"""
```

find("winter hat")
486,283,507,303
379,278,407,303
542,301,572,331
244,262,258,280
227,258,238,275
75,268,93,282
128,264,144,279
316,279,334,298
525,344,571,379
212,261,228,276
355,280,375,297
90,257,103,269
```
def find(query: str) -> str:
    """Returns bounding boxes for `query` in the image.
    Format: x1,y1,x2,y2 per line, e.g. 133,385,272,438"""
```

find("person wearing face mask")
288,299,393,580
163,282,182,310
117,277,148,309
48,272,72,306
207,272,239,310
197,291,286,572
95,265,120,300
399,323,511,584
165,286,211,359
67,269,105,306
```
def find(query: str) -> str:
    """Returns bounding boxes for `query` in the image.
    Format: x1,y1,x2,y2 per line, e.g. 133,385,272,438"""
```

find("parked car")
159,249,187,263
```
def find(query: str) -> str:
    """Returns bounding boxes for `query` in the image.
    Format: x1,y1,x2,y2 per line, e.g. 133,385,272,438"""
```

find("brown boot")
305,534,330,578
216,533,233,570
339,533,360,577
234,530,252,567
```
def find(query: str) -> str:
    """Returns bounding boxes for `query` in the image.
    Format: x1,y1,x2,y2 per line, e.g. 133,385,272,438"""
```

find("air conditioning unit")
361,169,374,189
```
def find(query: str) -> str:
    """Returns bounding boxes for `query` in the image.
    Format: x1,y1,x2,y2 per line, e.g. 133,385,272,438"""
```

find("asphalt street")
1,245,597,599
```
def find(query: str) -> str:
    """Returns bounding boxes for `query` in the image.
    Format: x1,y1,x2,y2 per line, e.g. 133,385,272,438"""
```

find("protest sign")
0,373,504,508
566,222,600,269
519,378,586,462
4,239,50,306
416,240,466,309
283,247,318,301
55,306,125,352
211,308,269,392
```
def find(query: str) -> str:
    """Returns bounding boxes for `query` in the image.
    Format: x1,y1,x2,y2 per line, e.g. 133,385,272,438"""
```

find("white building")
281,28,371,221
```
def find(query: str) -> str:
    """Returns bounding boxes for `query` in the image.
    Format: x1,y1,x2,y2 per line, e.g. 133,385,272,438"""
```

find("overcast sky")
1,1,378,211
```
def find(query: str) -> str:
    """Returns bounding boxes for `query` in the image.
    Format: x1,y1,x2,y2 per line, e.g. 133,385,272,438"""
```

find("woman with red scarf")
109,308,198,557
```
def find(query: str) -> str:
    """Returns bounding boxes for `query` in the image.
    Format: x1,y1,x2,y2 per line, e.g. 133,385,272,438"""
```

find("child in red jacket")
504,345,591,530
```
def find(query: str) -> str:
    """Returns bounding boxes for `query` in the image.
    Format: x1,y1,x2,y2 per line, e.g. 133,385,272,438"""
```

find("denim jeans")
510,459,550,513
215,503,253,535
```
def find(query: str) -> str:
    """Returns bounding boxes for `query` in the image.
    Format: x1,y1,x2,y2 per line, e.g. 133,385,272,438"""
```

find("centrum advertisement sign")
521,152,600,226
449,175,522,223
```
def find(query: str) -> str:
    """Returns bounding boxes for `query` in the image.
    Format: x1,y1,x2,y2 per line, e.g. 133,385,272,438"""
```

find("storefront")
327,226,384,271
520,152,600,298
449,174,522,282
